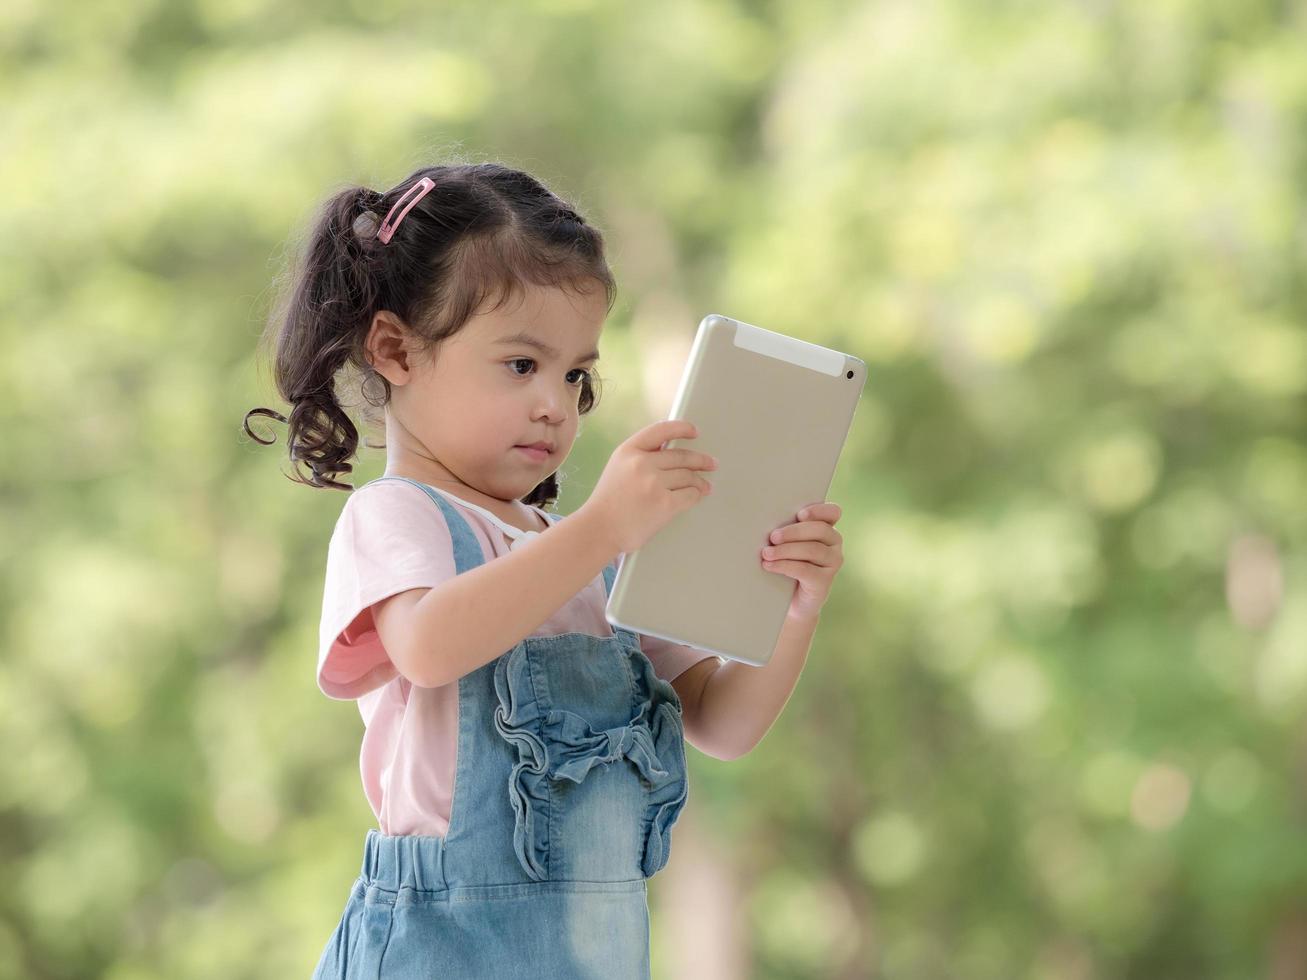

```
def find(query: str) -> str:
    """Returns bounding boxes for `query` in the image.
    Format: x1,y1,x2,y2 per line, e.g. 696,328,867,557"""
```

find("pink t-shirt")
317,478,717,837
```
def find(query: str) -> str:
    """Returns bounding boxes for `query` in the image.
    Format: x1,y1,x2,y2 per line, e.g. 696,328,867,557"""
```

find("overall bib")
311,477,690,979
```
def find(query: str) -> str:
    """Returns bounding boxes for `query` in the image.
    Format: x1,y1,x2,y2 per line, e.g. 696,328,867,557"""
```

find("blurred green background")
3,0,1306,977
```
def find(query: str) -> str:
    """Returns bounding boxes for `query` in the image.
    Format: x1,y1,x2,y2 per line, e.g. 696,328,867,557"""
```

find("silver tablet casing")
605,314,866,667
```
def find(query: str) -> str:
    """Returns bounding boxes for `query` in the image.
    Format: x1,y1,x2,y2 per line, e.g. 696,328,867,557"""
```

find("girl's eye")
506,358,590,386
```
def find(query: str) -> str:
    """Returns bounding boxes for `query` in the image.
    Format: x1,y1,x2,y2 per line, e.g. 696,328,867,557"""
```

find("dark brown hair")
242,161,615,508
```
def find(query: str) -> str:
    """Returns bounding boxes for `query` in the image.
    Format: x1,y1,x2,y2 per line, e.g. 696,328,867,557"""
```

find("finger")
654,447,717,472
768,524,841,546
797,503,842,523
672,484,707,506
667,470,713,495
761,542,839,568
637,419,699,452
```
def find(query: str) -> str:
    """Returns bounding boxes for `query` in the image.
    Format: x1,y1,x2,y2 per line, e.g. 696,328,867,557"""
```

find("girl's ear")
365,311,418,384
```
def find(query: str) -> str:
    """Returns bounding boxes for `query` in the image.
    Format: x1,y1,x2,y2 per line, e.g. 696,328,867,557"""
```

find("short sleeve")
639,632,721,685
316,481,460,700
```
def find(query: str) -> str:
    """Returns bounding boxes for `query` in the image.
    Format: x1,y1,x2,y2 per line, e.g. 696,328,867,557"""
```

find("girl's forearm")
696,613,819,759
401,506,619,689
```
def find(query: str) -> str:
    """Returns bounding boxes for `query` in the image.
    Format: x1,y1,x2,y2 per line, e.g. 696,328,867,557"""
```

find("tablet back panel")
605,314,865,666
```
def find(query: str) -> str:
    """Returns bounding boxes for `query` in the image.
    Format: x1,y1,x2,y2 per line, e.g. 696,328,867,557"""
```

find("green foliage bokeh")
2,0,1305,977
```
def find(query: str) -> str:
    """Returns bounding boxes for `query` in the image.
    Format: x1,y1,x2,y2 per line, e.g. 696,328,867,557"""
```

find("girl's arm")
685,613,820,760
376,506,620,689
688,502,841,758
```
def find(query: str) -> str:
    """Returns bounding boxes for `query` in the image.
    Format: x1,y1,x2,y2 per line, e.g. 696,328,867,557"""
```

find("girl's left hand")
760,502,845,623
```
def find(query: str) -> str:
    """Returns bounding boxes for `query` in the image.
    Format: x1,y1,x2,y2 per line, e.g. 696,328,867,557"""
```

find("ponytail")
243,162,615,503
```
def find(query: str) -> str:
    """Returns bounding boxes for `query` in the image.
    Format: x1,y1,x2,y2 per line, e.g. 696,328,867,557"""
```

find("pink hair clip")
377,177,436,244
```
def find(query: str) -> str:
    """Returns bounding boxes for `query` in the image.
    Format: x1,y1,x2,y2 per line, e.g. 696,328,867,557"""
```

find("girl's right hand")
580,419,717,556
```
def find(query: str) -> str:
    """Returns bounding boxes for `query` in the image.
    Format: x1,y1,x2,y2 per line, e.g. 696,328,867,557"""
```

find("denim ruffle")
491,639,690,881
491,646,551,881
625,646,689,877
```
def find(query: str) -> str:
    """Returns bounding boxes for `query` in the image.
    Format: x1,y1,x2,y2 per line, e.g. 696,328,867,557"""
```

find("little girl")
242,162,728,979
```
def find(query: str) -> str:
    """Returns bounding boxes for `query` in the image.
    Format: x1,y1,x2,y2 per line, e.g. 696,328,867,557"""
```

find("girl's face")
366,281,606,506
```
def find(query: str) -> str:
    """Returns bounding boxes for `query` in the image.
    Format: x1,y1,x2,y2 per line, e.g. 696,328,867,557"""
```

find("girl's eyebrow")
494,331,600,363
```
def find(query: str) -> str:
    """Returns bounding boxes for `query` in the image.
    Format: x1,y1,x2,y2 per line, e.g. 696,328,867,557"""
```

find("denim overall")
311,477,690,979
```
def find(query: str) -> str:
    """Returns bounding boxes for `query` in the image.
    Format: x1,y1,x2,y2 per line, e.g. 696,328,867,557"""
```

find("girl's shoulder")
331,478,456,547
342,476,442,518
343,477,560,540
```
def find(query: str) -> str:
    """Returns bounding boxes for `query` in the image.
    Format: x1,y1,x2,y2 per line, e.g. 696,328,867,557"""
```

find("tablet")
604,314,866,667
